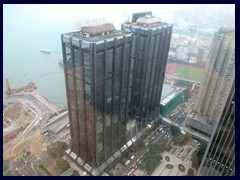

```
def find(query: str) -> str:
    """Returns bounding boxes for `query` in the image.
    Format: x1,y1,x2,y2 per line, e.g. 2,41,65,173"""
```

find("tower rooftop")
218,26,235,35
136,16,161,25
81,24,115,36
63,23,131,43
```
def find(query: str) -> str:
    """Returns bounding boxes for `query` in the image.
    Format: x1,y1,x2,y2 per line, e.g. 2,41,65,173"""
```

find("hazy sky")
4,4,235,30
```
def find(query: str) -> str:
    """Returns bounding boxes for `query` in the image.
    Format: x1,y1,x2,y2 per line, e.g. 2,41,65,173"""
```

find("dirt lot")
4,102,35,125
4,102,36,142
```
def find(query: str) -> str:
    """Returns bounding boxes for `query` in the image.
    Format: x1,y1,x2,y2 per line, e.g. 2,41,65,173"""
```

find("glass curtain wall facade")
61,32,132,169
122,15,173,125
199,82,235,176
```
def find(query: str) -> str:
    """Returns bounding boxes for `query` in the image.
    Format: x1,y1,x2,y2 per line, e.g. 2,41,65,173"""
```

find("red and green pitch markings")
166,63,204,82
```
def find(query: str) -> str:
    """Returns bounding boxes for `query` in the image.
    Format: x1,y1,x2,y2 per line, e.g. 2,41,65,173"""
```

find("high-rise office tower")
197,28,235,176
61,24,132,174
186,28,235,138
199,82,235,176
122,12,173,124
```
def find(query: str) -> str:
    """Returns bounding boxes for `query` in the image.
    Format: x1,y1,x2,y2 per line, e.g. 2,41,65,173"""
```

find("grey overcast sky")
4,4,235,29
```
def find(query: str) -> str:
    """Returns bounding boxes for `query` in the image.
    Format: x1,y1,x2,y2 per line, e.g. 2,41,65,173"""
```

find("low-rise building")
160,85,188,117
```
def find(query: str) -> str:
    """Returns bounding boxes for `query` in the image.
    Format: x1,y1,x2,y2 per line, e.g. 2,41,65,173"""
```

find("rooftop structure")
63,24,130,42
185,113,213,137
160,89,182,106
161,84,175,101
81,23,115,36
136,16,161,27
131,11,152,23
124,15,168,29
160,86,188,117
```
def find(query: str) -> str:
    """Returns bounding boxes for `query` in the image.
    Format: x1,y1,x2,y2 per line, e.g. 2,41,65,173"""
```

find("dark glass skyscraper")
61,24,132,174
199,82,235,176
61,13,173,175
122,12,173,124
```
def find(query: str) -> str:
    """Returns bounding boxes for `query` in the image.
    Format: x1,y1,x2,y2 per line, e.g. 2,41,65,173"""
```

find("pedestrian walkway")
152,143,198,176
31,90,62,115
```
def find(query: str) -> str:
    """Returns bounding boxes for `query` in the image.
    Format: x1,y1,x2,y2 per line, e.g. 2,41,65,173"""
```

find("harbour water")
3,5,127,108
3,5,170,108
3,15,68,107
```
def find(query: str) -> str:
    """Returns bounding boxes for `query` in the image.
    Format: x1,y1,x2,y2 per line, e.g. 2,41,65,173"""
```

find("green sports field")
175,65,204,82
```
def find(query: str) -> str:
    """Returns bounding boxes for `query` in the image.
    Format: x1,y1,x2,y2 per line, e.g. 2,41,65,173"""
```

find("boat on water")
40,49,52,54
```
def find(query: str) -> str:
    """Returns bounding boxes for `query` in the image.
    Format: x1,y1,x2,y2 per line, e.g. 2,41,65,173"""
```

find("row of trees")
140,143,172,175
47,141,69,159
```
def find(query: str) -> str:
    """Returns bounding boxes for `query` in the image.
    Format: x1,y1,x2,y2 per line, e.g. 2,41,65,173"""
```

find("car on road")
125,160,131,165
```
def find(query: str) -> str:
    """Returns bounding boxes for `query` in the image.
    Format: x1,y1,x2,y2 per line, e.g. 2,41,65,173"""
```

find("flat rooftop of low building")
161,84,175,101
187,112,209,124
160,84,186,106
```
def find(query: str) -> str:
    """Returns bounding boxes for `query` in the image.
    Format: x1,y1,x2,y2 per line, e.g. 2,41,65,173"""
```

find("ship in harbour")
40,49,52,54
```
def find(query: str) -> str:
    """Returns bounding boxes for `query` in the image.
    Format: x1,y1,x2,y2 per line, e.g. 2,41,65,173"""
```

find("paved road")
116,148,149,176
116,125,171,176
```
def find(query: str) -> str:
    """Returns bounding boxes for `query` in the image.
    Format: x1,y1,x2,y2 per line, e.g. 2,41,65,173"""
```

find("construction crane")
6,73,28,94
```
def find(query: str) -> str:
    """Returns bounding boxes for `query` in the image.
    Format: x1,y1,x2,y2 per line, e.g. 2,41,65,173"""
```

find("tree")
191,152,199,169
197,142,207,164
173,133,192,146
170,125,180,136
139,144,164,174
187,168,194,176
47,141,68,159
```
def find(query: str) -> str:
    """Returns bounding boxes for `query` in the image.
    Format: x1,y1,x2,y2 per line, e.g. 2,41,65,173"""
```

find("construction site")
3,76,77,176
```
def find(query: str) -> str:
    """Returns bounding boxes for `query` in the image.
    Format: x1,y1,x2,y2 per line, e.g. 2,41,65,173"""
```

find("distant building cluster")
168,24,214,67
